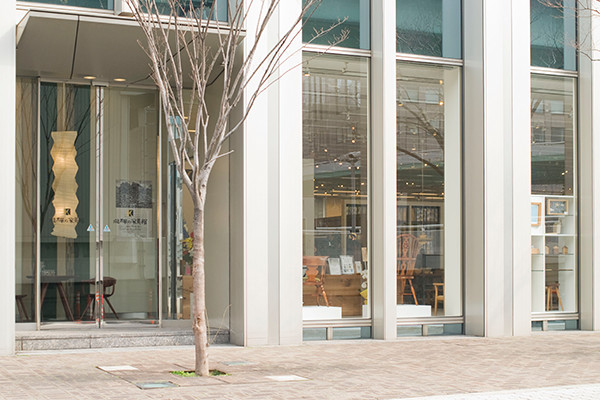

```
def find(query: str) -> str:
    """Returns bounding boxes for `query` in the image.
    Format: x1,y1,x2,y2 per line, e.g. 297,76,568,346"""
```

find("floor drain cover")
266,375,308,382
135,381,178,390
222,361,256,366
97,365,138,372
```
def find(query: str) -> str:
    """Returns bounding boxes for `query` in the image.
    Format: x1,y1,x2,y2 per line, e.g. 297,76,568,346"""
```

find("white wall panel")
0,0,16,355
371,0,397,340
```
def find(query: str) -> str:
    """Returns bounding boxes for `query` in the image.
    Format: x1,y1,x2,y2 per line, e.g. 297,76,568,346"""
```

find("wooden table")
303,273,364,317
40,275,76,321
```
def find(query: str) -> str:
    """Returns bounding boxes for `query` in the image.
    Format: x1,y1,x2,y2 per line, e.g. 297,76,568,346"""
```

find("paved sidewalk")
404,383,600,399
2,332,600,399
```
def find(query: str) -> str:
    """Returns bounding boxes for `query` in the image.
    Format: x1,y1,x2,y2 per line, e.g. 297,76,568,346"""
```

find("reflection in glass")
102,87,159,321
36,84,160,324
16,78,38,323
29,0,114,9
303,0,370,50
162,91,230,328
302,53,370,319
150,0,228,22
38,83,95,322
530,75,577,314
396,62,461,318
530,0,576,70
531,76,575,196
396,0,461,59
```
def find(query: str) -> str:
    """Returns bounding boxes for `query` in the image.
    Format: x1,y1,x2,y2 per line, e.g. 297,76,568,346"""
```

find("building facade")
2,0,600,355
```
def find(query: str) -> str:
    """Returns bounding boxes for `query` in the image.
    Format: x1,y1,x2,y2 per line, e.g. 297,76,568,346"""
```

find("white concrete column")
0,0,16,355
370,0,397,340
275,0,303,345
230,0,302,346
443,67,462,316
510,0,533,336
578,0,600,331
463,0,531,337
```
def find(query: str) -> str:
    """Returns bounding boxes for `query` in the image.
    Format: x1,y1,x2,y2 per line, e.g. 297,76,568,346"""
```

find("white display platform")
361,304,432,318
396,304,432,318
302,306,342,320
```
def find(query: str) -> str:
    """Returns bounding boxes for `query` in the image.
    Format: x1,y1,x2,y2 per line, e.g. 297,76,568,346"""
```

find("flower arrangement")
182,232,194,266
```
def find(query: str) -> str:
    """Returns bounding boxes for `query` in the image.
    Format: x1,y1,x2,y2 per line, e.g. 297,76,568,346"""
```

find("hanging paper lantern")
50,131,79,239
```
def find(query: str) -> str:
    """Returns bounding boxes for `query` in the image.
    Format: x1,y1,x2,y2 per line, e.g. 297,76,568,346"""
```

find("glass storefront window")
531,74,577,314
150,0,228,22
16,78,38,323
531,0,576,70
396,0,461,59
38,83,95,323
18,82,160,325
303,0,370,50
161,90,230,330
28,0,114,10
396,62,462,318
302,53,370,320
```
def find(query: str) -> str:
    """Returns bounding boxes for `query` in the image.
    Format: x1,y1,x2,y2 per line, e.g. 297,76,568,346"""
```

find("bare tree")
126,0,346,376
537,0,600,61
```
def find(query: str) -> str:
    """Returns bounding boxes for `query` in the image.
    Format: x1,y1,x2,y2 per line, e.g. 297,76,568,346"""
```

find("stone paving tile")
400,383,600,399
2,333,600,399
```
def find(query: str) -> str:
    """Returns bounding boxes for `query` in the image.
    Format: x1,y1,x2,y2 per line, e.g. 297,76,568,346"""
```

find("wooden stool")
546,283,564,311
433,283,444,316
15,294,29,322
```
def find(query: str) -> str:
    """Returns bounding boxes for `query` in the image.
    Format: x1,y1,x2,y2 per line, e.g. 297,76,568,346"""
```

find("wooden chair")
397,234,420,305
15,294,30,322
546,282,564,311
303,256,330,307
80,277,119,320
433,283,444,316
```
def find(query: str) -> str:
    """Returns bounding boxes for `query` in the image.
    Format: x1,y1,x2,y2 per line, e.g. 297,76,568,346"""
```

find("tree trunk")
192,194,210,376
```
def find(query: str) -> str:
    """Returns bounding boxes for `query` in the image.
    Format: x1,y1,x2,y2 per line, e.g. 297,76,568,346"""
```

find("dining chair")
80,277,119,320
397,234,420,305
303,256,330,307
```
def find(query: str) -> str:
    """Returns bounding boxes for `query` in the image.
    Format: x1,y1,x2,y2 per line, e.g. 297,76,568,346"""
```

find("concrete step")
16,327,229,351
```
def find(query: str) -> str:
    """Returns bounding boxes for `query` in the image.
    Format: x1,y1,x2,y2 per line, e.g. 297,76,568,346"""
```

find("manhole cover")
135,381,178,390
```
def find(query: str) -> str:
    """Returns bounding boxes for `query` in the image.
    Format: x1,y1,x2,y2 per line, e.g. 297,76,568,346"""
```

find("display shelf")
531,194,577,313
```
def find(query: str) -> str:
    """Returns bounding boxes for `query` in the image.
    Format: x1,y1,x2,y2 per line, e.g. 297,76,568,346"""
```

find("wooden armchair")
397,234,420,305
303,256,330,307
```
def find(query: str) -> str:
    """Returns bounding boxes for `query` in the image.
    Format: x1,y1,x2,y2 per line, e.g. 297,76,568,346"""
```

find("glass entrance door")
37,83,159,326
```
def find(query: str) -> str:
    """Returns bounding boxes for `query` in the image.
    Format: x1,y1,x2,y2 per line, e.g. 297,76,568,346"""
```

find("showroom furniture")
531,196,576,313
303,256,330,307
433,282,444,316
397,234,420,305
15,294,29,322
80,276,119,320
546,282,564,311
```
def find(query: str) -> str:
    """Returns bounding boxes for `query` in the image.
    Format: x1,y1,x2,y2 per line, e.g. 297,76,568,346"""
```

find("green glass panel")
146,0,228,22
396,0,461,58
531,0,576,70
29,0,113,10
303,0,370,50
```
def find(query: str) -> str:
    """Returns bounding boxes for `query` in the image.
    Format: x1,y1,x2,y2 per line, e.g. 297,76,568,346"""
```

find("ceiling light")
83,76,96,80
114,78,126,82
